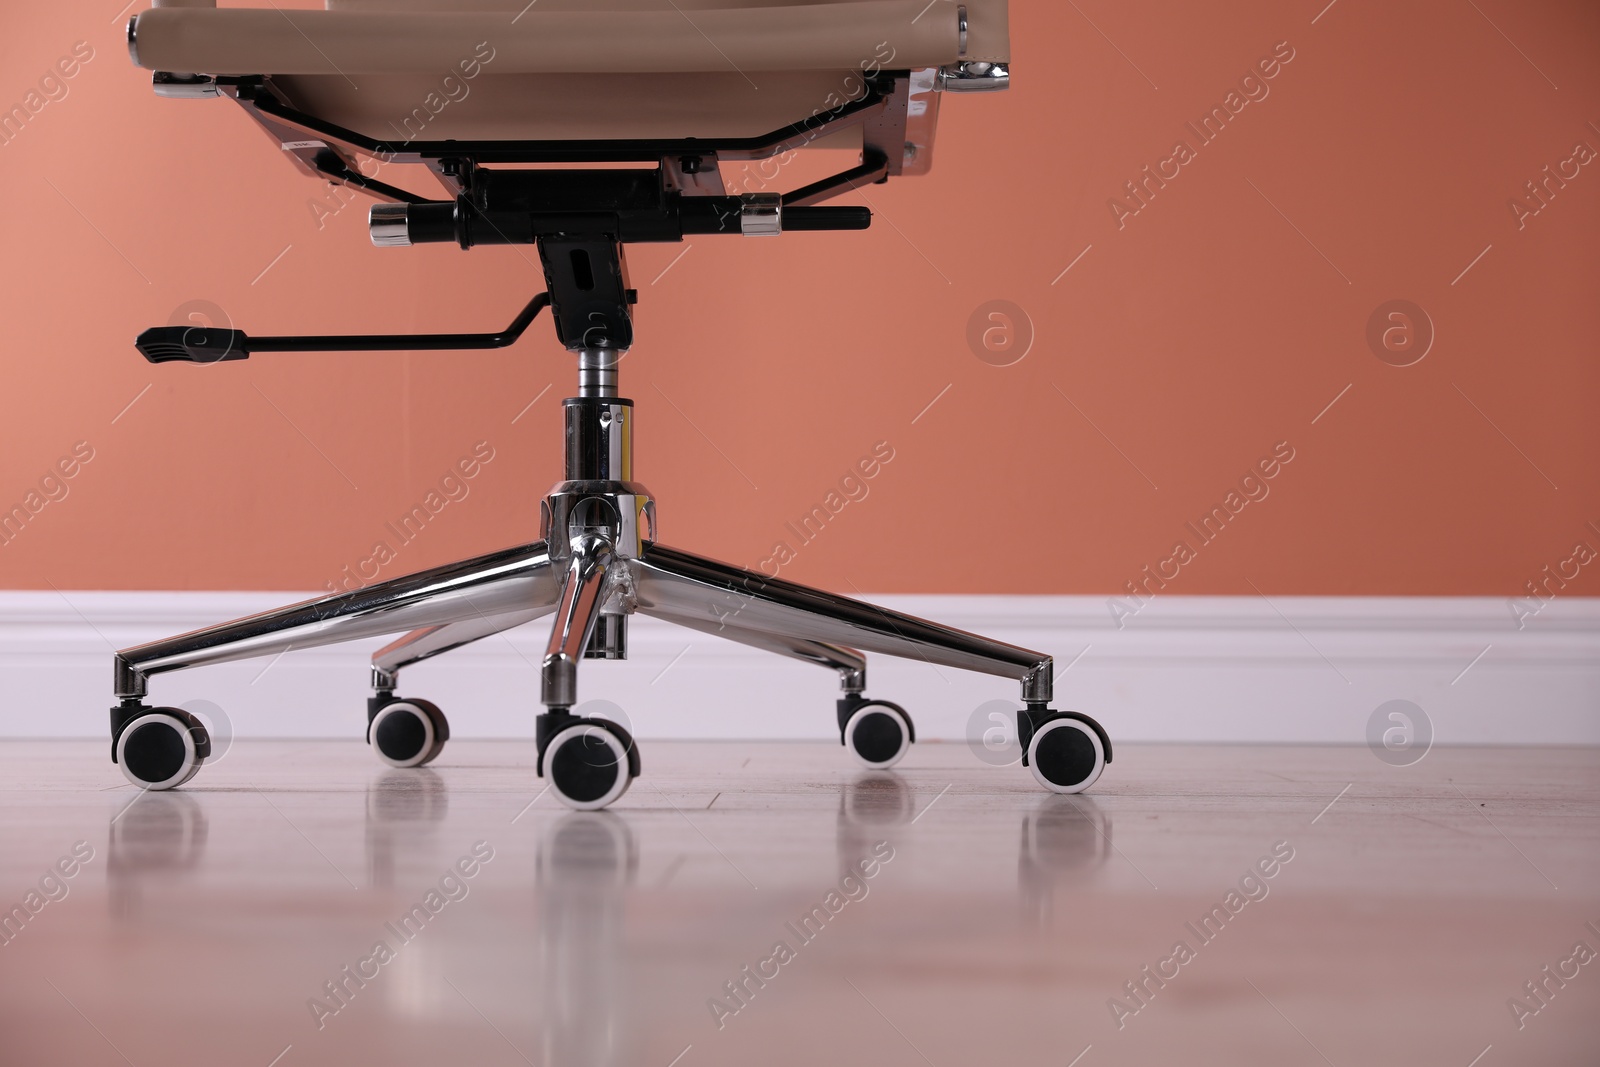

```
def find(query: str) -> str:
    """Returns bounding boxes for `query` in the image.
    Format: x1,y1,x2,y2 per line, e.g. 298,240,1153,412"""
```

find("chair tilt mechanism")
111,0,1109,808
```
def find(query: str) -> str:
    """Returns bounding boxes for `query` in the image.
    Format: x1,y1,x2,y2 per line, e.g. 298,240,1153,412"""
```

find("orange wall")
1,0,1597,597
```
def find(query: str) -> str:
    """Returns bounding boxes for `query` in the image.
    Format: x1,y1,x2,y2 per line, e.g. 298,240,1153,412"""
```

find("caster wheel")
1027,716,1106,794
844,701,912,769
544,721,636,811
369,699,449,768
117,710,208,790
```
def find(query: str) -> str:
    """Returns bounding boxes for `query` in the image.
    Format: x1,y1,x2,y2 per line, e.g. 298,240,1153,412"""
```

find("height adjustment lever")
134,293,551,364
135,327,249,364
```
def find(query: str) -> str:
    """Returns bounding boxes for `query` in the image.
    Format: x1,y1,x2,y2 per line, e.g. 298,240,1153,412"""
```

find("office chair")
111,0,1110,808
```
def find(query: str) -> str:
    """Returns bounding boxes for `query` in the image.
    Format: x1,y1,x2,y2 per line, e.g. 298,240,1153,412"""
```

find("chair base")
109,376,1109,806
107,535,1109,804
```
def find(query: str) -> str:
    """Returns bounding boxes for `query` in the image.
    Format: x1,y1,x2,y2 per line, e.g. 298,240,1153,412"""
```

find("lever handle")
133,292,550,362
135,327,250,364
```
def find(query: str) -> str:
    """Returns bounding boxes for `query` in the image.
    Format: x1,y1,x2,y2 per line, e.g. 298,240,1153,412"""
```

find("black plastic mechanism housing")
538,236,635,351
395,192,870,248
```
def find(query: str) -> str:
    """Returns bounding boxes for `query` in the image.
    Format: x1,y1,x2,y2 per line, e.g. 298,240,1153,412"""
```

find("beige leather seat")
130,0,1009,151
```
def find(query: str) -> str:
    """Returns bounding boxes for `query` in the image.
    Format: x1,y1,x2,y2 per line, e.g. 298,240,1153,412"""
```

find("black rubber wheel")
844,702,912,769
545,722,634,810
370,699,448,768
117,710,208,790
1027,716,1106,794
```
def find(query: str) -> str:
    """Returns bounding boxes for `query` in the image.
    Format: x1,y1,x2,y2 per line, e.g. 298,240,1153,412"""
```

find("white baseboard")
1,591,1596,745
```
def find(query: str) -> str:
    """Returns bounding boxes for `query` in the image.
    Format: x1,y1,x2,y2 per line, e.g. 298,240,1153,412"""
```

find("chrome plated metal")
740,194,782,237
542,486,652,560
116,524,1047,705
369,204,413,247
126,17,139,66
372,605,556,680
936,61,1011,93
542,535,617,707
957,5,969,56
633,542,1053,704
585,615,628,660
114,542,560,698
564,397,632,480
576,347,621,397
726,633,864,694
647,604,867,693
544,395,654,563
113,534,1047,711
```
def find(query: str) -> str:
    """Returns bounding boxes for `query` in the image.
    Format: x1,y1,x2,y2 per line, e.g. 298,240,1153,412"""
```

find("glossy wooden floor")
1,740,1596,1066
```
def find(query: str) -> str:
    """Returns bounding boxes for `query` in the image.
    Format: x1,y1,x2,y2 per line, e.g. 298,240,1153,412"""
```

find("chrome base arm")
541,534,618,708
114,541,560,699
113,532,1049,712
642,604,867,694
371,604,556,690
633,542,1052,704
